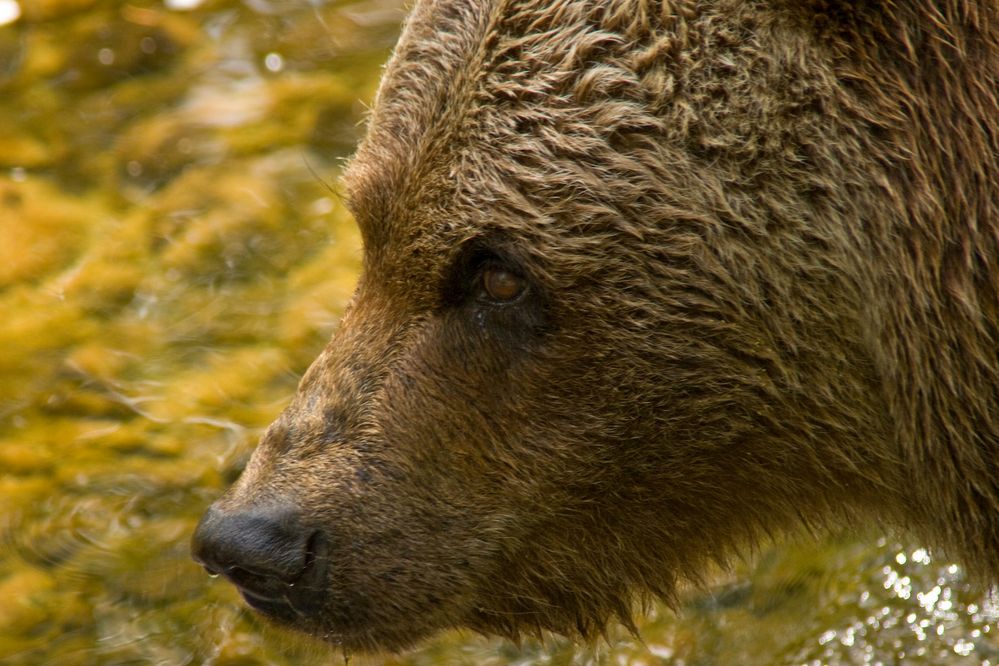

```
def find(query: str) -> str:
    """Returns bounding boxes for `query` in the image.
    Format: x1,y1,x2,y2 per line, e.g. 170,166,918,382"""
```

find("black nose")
191,504,312,598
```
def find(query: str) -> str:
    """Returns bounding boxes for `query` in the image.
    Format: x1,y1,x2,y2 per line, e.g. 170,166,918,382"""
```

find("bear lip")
233,530,330,620
239,588,302,622
232,573,311,621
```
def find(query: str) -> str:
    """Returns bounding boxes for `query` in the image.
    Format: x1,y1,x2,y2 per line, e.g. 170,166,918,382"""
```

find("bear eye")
481,266,526,302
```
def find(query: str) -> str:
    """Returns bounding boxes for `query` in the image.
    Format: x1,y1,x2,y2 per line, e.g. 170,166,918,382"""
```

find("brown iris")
482,267,526,302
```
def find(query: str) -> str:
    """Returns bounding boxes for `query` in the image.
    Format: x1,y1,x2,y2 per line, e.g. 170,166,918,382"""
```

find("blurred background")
0,1,996,663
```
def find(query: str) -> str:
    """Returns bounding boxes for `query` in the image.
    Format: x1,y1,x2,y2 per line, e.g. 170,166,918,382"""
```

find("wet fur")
220,0,998,651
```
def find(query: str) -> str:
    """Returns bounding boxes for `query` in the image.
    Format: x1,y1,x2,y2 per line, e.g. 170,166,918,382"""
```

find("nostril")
191,504,310,593
300,529,329,585
199,561,221,578
303,530,320,571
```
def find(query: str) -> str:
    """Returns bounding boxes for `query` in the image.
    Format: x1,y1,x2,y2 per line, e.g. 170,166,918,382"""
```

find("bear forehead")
346,0,827,217
342,0,848,289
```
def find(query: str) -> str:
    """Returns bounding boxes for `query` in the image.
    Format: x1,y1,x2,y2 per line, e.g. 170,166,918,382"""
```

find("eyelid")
442,239,535,309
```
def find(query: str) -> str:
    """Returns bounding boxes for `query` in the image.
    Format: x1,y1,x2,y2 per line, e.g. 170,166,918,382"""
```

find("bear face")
191,0,999,652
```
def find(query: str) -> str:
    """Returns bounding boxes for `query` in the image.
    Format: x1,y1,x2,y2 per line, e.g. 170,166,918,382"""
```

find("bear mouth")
239,587,299,619
212,530,331,623
196,517,454,651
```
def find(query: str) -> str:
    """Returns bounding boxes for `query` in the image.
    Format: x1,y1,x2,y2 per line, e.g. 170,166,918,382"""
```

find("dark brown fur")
206,0,998,651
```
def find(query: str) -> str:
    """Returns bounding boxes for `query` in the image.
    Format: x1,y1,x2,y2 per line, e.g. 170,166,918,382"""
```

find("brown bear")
191,0,999,653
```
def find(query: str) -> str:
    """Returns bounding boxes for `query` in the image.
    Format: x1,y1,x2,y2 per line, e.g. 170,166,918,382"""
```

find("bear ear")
801,0,992,53
805,0,976,10
804,0,990,26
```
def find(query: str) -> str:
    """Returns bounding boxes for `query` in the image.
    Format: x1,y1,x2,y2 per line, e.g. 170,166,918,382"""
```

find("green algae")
0,2,380,663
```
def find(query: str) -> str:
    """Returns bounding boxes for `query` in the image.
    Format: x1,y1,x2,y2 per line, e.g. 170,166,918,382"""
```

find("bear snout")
191,503,328,619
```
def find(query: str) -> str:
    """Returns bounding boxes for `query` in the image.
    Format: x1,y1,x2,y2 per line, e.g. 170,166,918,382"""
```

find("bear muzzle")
191,503,329,621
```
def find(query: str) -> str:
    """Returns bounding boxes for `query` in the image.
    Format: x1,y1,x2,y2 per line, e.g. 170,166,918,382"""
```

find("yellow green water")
0,1,995,664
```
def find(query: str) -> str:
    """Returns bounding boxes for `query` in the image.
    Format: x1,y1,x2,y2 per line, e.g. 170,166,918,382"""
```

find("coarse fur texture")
195,0,998,652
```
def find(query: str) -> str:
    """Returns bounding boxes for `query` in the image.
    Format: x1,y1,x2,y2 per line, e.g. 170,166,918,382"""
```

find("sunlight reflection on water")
0,0,20,26
165,0,207,11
